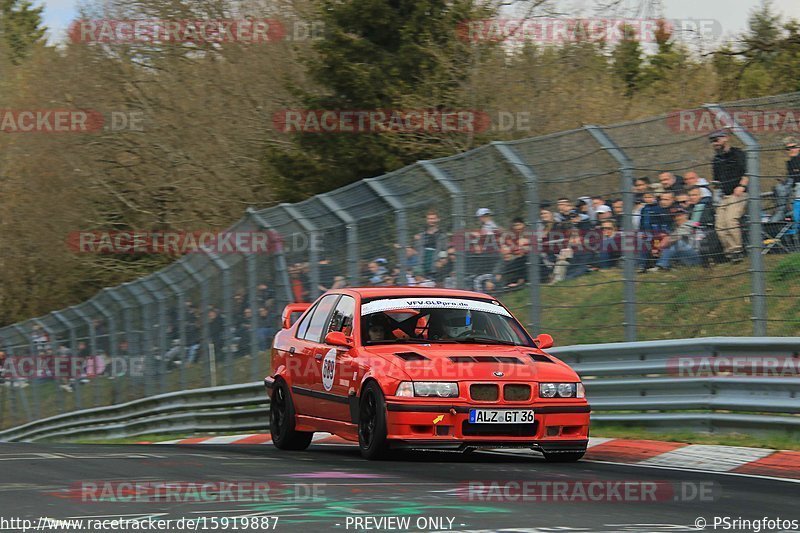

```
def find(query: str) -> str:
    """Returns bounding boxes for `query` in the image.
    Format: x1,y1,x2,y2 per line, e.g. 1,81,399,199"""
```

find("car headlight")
539,382,557,398
539,382,583,398
395,381,459,398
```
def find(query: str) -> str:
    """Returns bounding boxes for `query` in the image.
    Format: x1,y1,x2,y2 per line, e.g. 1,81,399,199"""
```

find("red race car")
264,287,590,460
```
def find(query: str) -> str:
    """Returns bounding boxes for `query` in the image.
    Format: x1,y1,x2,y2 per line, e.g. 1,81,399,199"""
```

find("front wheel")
542,450,585,463
358,381,390,460
270,380,313,451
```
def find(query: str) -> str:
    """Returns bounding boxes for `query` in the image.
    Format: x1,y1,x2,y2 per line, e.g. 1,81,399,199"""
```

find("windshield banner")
361,298,511,317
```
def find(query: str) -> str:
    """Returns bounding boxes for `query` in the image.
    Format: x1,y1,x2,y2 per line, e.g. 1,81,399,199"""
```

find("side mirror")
325,331,353,348
534,333,554,350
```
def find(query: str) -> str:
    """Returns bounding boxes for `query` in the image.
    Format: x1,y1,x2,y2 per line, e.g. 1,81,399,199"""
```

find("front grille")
470,384,499,401
503,384,531,401
462,421,538,437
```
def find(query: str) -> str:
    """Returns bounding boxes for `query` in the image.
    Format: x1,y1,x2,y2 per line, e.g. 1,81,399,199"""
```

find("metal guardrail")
0,338,797,442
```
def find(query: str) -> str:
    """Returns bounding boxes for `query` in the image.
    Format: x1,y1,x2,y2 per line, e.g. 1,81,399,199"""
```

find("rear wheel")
542,450,585,463
358,381,390,460
270,380,313,451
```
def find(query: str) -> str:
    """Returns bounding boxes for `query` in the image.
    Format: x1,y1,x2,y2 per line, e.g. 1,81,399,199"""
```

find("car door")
291,294,339,416
312,295,357,422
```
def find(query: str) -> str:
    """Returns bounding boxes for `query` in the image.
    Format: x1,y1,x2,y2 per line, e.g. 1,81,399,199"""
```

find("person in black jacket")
710,130,749,262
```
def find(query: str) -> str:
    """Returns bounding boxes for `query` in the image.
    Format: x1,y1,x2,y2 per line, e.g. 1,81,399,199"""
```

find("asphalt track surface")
0,441,797,533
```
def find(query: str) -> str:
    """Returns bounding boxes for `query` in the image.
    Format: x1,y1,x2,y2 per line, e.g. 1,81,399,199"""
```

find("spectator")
710,129,749,262
591,196,605,212
684,171,712,199
772,137,800,222
687,186,715,227
415,210,448,276
648,208,701,272
500,217,530,288
569,209,593,231
633,177,651,203
675,191,690,209
207,308,224,355
595,204,613,224
554,198,573,222
317,258,336,292
577,197,594,221
638,192,669,272
475,208,499,234
657,192,677,231
367,259,388,284
611,199,624,227
596,220,622,269
433,250,454,287
658,172,685,194
538,209,556,234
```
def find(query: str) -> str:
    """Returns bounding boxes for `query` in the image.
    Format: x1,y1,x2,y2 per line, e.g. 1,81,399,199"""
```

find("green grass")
500,255,800,345
593,423,800,451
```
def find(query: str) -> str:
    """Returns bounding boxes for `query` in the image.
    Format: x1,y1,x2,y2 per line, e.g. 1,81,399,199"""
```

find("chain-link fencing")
1,92,799,428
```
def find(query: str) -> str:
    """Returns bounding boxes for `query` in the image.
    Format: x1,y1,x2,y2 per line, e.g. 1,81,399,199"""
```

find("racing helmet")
442,310,473,337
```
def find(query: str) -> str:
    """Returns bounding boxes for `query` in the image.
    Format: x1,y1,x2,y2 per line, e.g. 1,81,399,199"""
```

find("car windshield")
360,297,533,346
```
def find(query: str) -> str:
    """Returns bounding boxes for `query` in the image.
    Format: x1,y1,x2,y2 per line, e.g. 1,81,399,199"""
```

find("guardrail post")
420,161,466,289
201,249,235,385
51,311,82,410
280,204,320,301
705,105,767,336
493,142,542,333
71,306,100,407
318,193,360,286
364,177,409,279
585,125,638,342
247,209,294,307
141,277,168,395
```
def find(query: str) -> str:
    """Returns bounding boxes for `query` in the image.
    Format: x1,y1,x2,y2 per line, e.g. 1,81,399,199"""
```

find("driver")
366,314,390,341
438,310,474,339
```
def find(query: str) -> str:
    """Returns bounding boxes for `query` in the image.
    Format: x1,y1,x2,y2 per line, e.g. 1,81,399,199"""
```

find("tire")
270,380,313,451
358,381,390,460
542,450,585,463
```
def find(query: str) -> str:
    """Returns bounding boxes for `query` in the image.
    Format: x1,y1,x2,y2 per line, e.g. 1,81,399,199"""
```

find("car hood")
362,344,579,382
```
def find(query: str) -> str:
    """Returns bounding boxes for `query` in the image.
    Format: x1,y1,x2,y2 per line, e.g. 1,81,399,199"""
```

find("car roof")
333,287,496,300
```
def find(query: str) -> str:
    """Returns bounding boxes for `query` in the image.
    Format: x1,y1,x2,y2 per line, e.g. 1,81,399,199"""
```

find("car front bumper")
383,401,590,451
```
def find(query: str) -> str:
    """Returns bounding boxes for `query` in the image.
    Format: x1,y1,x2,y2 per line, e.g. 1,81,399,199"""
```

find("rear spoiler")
282,303,311,329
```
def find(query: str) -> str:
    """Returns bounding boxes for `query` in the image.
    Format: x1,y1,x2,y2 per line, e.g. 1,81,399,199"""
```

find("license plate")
468,409,535,424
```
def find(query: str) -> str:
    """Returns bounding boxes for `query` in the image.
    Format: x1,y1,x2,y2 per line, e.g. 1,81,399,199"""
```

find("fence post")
280,203,320,300
31,320,52,419
318,193,360,286
585,125,637,342
51,311,82,410
364,177,409,278
247,209,295,307
420,161,466,289
141,277,168,394
705,104,767,336
493,141,542,333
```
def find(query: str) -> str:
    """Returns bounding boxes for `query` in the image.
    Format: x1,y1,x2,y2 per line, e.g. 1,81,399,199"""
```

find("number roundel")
322,348,337,391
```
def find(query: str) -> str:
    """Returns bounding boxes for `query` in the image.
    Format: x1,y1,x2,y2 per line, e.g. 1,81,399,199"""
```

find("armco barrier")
0,337,797,442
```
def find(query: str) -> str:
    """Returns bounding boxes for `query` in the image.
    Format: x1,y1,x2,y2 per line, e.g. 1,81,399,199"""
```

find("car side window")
295,303,318,340
326,295,355,338
302,295,339,343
